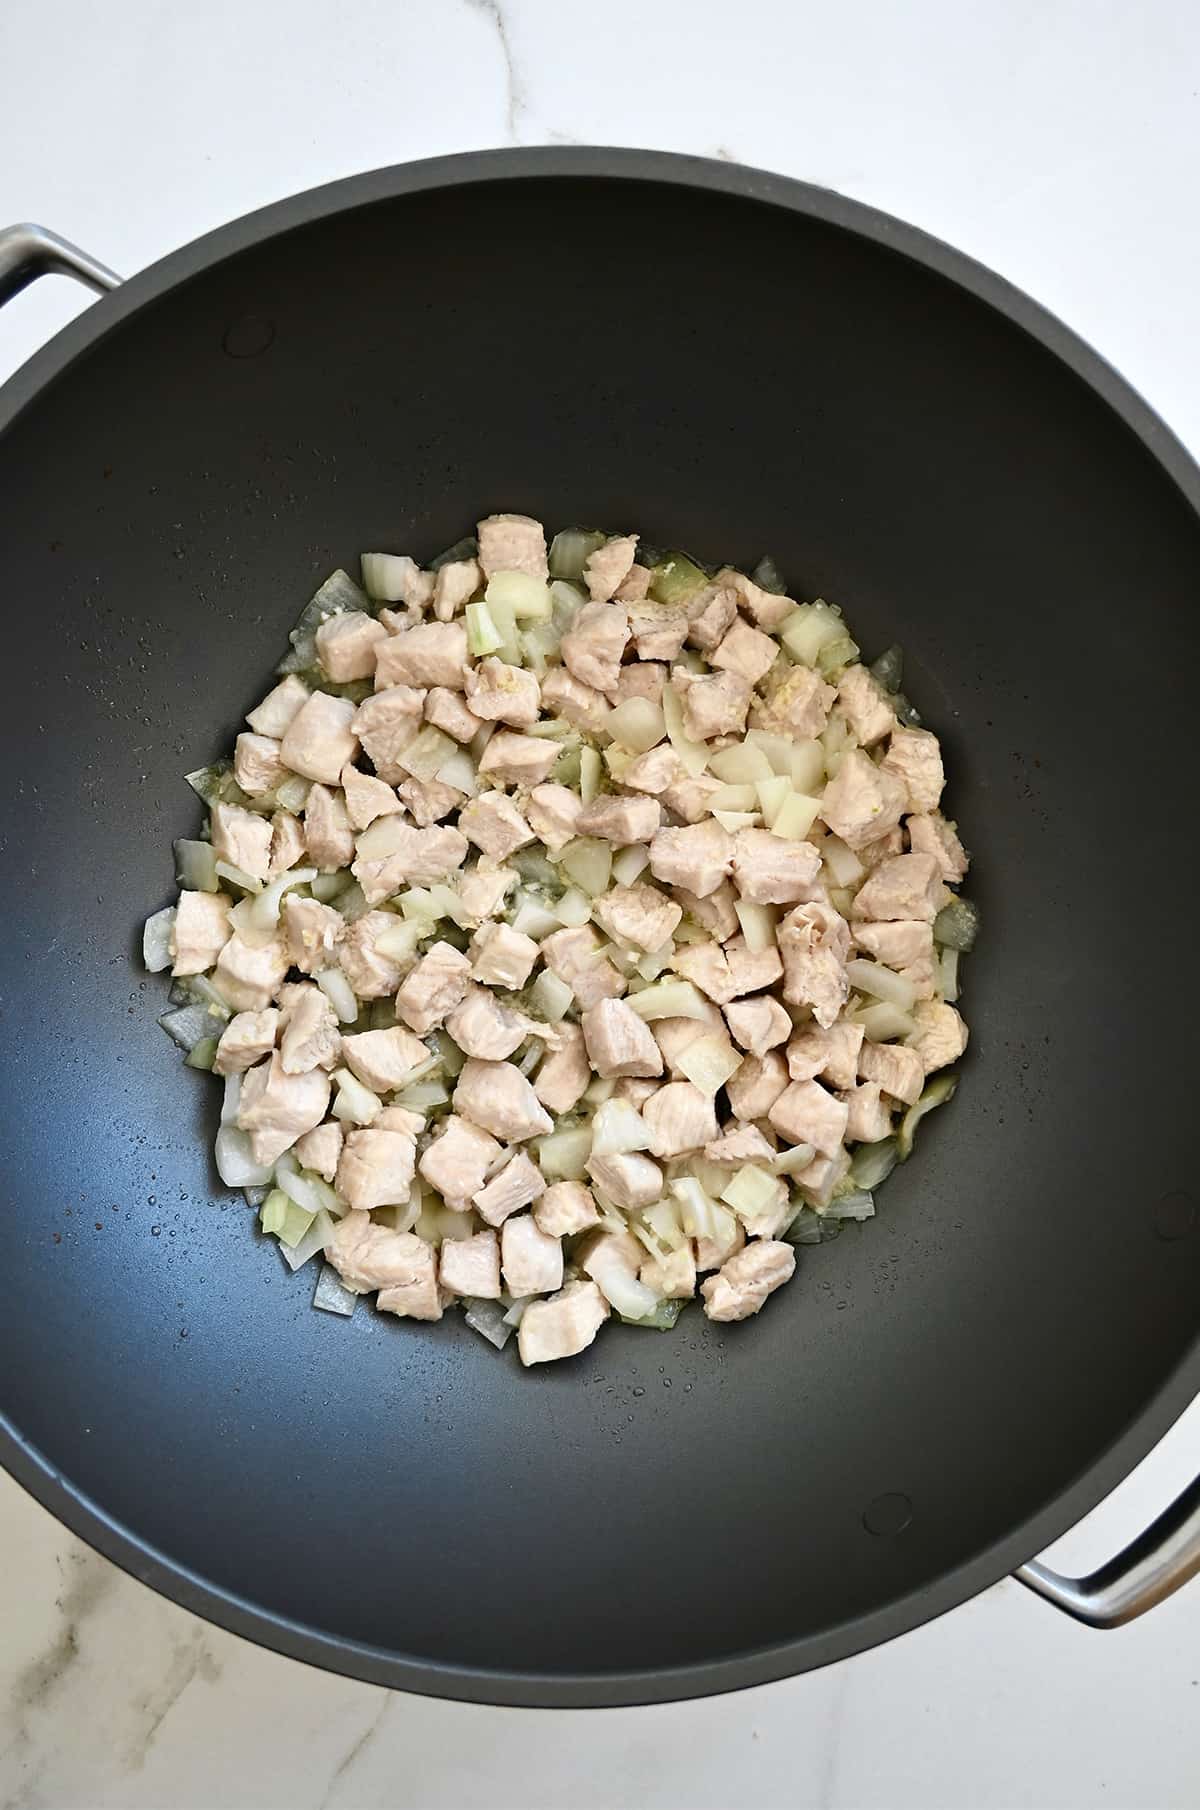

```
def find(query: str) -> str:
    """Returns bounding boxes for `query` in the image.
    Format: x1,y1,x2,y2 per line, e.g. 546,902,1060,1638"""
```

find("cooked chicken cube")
233,732,286,799
673,937,783,1005
614,661,667,705
575,794,662,845
704,1123,777,1165
375,1105,425,1136
701,1240,795,1322
315,611,387,682
694,1214,745,1273
837,665,896,746
852,852,942,922
465,657,541,726
303,783,355,871
680,670,752,741
768,1078,849,1156
710,618,778,686
293,1119,343,1183
614,563,652,602
477,513,549,580
395,941,472,1035
517,1279,609,1365
717,566,794,630
327,1214,435,1314
246,673,310,739
215,932,289,1012
170,889,232,976
659,772,722,823
581,999,664,1079
859,825,906,871
375,622,469,692
335,1127,417,1212
640,1244,697,1300
352,685,426,782
561,601,630,693
278,981,342,1075
458,790,535,860
237,1052,330,1165
282,894,344,974
338,909,408,999
621,746,679,794
858,1039,925,1106
533,1023,591,1114
883,725,945,814
341,1025,430,1093
457,863,517,924
214,1008,279,1076
268,810,307,880
453,1058,553,1141
375,1247,443,1320
630,597,689,662
648,820,734,898
731,828,822,904
779,900,851,1028
468,921,539,989
724,995,792,1057
852,919,934,969
540,925,626,1007
587,1152,664,1211
397,777,464,827
819,749,908,850
445,984,534,1060
525,783,584,852
641,1081,718,1157
725,1051,789,1122
211,802,272,884
279,691,359,787
539,667,612,734
476,731,559,788
473,1152,545,1228
501,1213,563,1297
908,998,968,1074
533,1179,601,1238
906,811,969,882
418,1114,502,1211
439,1229,502,1299
786,1019,864,1090
686,584,738,651
340,763,403,831
431,558,482,622
593,883,681,952
754,665,835,739
842,1080,892,1143
424,686,484,743
352,820,468,903
583,533,638,602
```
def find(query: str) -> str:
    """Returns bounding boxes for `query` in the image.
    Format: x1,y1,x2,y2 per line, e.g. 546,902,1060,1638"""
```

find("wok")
1,150,1199,1708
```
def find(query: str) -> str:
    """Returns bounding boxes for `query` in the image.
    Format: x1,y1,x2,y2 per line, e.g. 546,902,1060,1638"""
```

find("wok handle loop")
0,223,121,309
1015,1472,1200,1627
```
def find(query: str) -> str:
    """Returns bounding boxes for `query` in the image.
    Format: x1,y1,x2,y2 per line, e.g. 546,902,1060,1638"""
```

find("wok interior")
2,169,1199,1692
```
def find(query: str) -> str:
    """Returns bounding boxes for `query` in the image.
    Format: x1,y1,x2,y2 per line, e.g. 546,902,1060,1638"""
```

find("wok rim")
2,145,1199,1707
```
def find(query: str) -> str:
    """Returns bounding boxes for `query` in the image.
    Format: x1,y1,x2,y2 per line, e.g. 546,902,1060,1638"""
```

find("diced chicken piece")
375,1105,425,1137
587,1152,664,1211
439,1229,502,1299
581,999,664,1079
458,790,534,860
476,731,559,788
724,995,792,1057
676,880,739,941
908,999,968,1074
641,1081,718,1157
754,665,835,739
615,661,667,705
468,921,539,989
525,783,584,852
237,1052,330,1165
704,1123,776,1165
819,750,908,851
533,1023,591,1114
883,725,945,814
431,558,482,622
837,665,896,746
779,900,851,1028
680,670,752,741
858,1039,924,1106
473,1151,545,1228
375,622,469,692
214,933,289,1013
710,618,778,686
424,686,483,743
395,941,472,1035
731,828,822,905
680,585,734,654
786,1019,865,1090
335,1127,417,1213
694,1214,745,1273
899,949,938,1000
649,820,734,898
621,746,679,795
540,925,626,1007
640,1244,697,1299
278,981,341,1075
858,826,906,872
584,533,638,602
327,1213,434,1312
673,937,782,1005
293,1119,343,1183
533,1180,600,1238
793,1146,850,1208
352,821,468,903
518,1279,610,1365
214,1008,279,1076
628,594,689,662
614,563,652,603
539,667,612,735
477,513,548,580
282,894,343,974
303,783,354,871
246,673,310,739
315,611,387,682
853,919,934,969
341,1025,430,1093
233,732,285,799
725,1051,789,1122
717,567,794,631
211,802,272,885
575,794,662,845
268,810,307,880
376,1250,443,1321
353,686,426,783
701,1240,795,1322
853,852,942,923
907,811,969,883
613,1076,659,1106
465,657,541,726
446,985,533,1061
279,692,359,787
454,1058,553,1141
457,863,516,924
397,777,464,827
842,1080,892,1143
768,1078,849,1156
561,601,630,693
659,772,722,823
340,763,402,831
650,1001,725,1076
501,1213,563,1297
338,909,408,999
419,1115,502,1211
593,883,681,952
170,889,232,976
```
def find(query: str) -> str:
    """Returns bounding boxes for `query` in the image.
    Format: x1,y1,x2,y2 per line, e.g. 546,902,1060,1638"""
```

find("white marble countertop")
3,3,1200,1805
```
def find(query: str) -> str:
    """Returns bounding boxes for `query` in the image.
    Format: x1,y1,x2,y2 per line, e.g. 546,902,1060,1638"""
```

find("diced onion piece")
771,792,821,840
335,880,371,924
502,1295,536,1328
243,1184,270,1208
486,570,553,620
259,1189,289,1235
820,1187,874,1221
436,749,477,795
536,1125,592,1181
463,1297,513,1348
938,945,960,1002
851,1000,917,1042
789,740,826,793
143,906,176,973
310,870,351,903
279,1206,335,1270
316,968,359,1025
845,958,917,1011
465,600,504,657
746,729,795,775
184,1036,218,1071
781,599,847,667
509,898,562,938
275,1197,317,1249
934,897,980,952
215,1125,275,1189
590,1097,653,1157
313,1262,359,1317
772,1142,817,1176
669,1178,729,1243
734,899,778,953
611,845,650,886
707,744,773,785
720,1164,782,1218
661,683,709,778
897,1073,959,1160
549,528,606,584
394,1076,451,1109
159,1003,219,1051
582,1239,659,1320
754,775,792,828
555,887,593,928
817,633,860,677
248,866,318,932
625,978,710,1022
642,1199,687,1251
649,553,708,605
486,591,521,664
558,837,611,897
374,920,425,961
712,809,759,832
214,860,263,895
275,1156,345,1218
607,696,666,754
827,885,856,919
356,813,410,860
850,1137,899,1190
531,969,574,1020
579,746,603,805
275,773,312,814
397,725,456,782
677,1033,743,1096
221,1073,242,1125
635,943,674,982
331,1067,382,1125
709,783,758,812
174,840,218,893
821,834,865,888
360,552,416,601
584,1074,616,1106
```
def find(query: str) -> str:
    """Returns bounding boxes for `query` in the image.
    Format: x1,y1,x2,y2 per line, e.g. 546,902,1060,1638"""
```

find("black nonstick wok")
2,149,1199,1709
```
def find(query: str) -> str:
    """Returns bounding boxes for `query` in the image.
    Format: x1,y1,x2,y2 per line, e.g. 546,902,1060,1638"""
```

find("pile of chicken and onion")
143,515,975,1364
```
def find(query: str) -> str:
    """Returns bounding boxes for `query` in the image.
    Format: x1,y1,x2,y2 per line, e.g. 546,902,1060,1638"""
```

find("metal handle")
0,223,120,309
1016,1472,1200,1627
